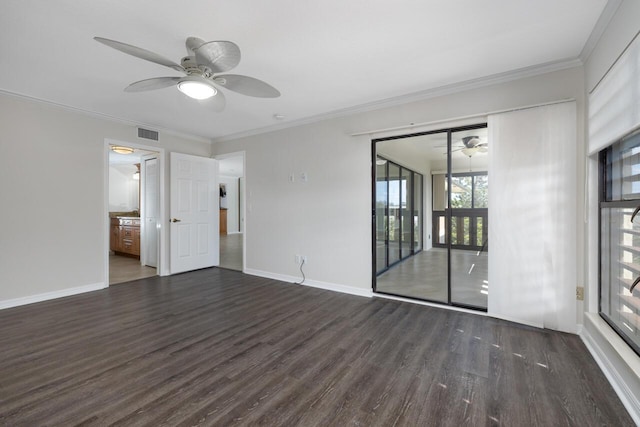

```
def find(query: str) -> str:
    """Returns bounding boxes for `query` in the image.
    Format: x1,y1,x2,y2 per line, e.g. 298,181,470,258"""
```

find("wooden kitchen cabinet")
220,209,227,235
110,217,141,258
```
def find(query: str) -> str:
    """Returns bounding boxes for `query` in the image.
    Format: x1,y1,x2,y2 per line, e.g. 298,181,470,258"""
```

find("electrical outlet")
301,255,307,264
576,286,584,301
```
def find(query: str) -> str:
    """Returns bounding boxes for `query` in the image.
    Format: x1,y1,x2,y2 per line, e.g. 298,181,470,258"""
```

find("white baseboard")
580,314,640,425
0,282,107,310
243,268,373,298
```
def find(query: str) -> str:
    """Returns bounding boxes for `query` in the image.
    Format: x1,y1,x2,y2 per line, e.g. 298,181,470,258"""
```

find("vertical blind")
589,32,640,155
488,101,577,332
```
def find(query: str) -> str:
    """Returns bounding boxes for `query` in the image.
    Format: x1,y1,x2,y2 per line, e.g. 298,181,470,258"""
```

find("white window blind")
589,33,640,155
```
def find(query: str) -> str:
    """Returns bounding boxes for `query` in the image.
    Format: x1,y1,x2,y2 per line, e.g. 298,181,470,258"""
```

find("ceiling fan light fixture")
461,147,479,157
111,145,134,155
177,78,217,100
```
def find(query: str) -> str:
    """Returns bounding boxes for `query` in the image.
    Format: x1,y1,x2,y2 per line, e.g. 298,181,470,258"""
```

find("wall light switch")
289,173,295,183
301,172,308,182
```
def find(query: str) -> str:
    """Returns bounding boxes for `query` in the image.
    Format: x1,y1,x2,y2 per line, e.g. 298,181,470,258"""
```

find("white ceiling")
1,0,609,141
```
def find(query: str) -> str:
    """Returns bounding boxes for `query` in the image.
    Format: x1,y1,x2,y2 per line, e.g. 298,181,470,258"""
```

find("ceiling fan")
94,36,280,112
437,136,488,156
456,136,488,157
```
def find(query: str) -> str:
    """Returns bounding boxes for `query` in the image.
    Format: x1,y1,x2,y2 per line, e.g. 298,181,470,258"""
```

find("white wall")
0,92,212,305
214,66,586,299
109,164,139,212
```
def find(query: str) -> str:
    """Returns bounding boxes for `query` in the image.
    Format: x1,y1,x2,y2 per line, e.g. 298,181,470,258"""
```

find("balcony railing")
433,208,488,251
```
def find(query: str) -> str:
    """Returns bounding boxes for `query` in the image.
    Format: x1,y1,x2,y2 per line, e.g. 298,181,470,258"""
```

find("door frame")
215,150,246,272
104,138,167,287
140,153,160,268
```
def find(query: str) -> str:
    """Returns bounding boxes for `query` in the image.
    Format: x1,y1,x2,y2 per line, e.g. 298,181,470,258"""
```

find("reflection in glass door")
413,172,423,252
450,130,489,308
401,168,413,260
375,159,388,275
388,163,401,265
375,156,423,273
373,124,488,310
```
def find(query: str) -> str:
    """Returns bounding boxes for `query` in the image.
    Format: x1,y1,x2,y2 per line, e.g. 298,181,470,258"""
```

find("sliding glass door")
375,156,423,273
373,124,488,310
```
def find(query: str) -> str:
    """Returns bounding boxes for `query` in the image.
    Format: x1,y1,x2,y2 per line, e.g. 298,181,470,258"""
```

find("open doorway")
217,152,245,271
107,142,162,285
372,124,489,310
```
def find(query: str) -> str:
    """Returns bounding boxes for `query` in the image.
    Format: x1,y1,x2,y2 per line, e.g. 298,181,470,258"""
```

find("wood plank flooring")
0,268,633,426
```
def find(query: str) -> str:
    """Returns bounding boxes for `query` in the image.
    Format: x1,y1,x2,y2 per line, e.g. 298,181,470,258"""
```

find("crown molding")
213,58,583,144
579,0,623,63
0,89,212,144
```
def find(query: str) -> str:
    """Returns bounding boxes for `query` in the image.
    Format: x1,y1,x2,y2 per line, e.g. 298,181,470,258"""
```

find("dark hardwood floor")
0,268,633,426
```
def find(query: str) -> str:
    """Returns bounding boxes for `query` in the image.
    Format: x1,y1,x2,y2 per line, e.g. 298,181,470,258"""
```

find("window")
374,156,423,273
433,172,488,250
600,129,640,355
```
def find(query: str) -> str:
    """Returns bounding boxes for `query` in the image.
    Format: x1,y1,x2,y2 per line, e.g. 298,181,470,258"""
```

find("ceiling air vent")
137,127,159,141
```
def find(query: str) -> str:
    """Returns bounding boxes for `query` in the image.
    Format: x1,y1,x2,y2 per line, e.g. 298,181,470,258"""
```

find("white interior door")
141,154,159,268
170,153,219,274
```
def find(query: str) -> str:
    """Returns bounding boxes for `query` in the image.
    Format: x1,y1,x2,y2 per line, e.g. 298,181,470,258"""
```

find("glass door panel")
375,158,388,274
401,168,412,259
450,129,489,309
413,172,423,252
388,163,401,265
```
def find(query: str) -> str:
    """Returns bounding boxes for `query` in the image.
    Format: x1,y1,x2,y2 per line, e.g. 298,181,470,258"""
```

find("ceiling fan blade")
214,74,280,98
206,89,226,112
194,41,241,73
94,37,185,72
125,77,181,92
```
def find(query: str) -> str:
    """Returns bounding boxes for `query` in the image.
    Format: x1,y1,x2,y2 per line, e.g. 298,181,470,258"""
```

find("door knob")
171,218,181,223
